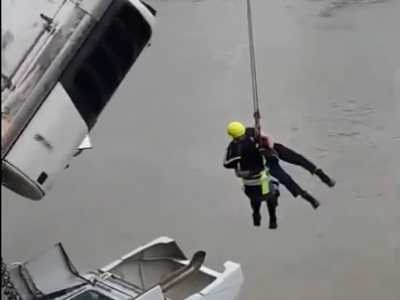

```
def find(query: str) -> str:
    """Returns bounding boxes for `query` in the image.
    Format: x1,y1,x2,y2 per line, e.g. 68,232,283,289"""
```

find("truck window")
70,290,114,300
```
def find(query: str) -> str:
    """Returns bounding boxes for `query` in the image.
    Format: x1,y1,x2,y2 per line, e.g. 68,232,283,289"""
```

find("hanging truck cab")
1,0,156,200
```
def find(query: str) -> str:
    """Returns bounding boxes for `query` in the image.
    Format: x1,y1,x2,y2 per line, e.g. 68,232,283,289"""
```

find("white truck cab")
1,0,156,200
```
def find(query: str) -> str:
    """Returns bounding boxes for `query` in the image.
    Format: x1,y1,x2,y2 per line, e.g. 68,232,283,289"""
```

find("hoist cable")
245,0,261,130
245,0,280,161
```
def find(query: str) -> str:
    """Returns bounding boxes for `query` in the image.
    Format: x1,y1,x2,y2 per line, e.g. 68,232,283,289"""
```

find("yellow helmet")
227,121,246,138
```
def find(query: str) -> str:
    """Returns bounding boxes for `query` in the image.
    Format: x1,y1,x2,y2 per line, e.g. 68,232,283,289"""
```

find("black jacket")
223,127,265,172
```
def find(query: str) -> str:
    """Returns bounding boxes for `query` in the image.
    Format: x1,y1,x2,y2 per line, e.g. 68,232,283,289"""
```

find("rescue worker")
222,123,280,228
223,121,336,210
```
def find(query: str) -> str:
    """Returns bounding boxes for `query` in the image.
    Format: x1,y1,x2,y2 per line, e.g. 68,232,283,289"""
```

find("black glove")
259,148,279,164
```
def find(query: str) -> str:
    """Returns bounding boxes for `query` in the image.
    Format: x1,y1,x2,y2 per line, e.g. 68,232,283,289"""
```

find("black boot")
315,169,336,188
267,196,278,229
269,218,278,230
301,191,320,209
252,212,261,227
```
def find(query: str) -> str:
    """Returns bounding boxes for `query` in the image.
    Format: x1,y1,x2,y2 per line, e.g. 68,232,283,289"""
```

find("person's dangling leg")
250,197,262,227
266,194,278,229
273,143,336,187
269,162,320,209
274,143,317,174
244,186,262,226
269,162,302,197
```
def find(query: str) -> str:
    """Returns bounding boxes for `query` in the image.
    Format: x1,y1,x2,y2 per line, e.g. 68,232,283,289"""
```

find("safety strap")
242,170,269,186
242,169,271,195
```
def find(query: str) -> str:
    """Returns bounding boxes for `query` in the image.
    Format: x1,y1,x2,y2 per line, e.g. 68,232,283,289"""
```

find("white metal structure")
1,1,244,299
8,237,244,300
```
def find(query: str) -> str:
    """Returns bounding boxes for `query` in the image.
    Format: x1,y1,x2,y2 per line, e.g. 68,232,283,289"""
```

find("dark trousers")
269,163,303,197
273,143,317,174
268,143,318,197
244,185,278,223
